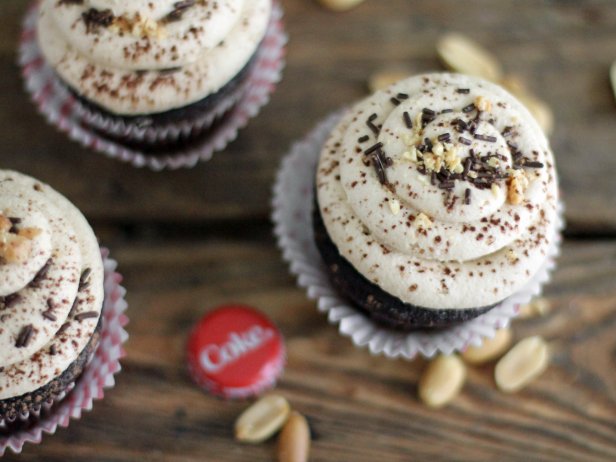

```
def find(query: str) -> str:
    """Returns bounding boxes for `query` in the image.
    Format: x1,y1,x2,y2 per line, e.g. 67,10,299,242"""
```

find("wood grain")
0,0,615,232
0,0,615,461
3,238,616,462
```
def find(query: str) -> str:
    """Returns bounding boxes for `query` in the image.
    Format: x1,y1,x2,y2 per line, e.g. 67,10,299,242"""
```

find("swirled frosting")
0,171,103,399
37,0,271,115
317,73,559,310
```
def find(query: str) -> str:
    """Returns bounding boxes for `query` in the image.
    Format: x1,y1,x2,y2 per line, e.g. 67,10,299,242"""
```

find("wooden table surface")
1,0,616,460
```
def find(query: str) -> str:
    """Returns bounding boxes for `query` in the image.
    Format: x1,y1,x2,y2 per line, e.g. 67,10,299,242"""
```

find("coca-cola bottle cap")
187,304,285,399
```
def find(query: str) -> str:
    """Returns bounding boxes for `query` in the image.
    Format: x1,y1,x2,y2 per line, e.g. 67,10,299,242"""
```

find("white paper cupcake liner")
273,111,564,360
19,1,287,171
0,248,129,456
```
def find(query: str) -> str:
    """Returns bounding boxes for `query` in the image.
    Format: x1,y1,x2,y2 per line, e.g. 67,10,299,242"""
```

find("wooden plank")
0,1,615,231
3,239,614,461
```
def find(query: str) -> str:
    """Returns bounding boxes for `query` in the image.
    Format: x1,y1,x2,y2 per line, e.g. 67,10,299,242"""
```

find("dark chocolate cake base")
312,198,496,330
0,315,103,433
67,53,258,153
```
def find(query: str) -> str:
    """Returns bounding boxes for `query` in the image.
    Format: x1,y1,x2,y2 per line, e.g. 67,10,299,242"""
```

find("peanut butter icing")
36,0,271,115
0,171,103,399
316,73,559,310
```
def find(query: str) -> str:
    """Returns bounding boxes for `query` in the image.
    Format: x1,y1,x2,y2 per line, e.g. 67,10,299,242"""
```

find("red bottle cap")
187,304,285,399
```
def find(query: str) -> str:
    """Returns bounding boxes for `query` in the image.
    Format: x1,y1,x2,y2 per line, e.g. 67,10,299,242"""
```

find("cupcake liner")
0,383,75,430
0,248,129,456
273,111,564,360
19,1,287,171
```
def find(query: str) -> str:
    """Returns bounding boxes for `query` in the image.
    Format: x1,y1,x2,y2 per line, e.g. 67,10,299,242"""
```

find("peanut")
507,171,529,205
436,33,503,82
278,411,311,462
235,395,291,443
419,355,466,408
462,329,513,365
517,298,552,319
0,214,11,233
495,336,549,393
317,0,366,12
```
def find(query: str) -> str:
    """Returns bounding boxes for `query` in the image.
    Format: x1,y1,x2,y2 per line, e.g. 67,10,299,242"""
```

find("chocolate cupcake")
315,73,560,330
35,0,273,146
0,170,104,430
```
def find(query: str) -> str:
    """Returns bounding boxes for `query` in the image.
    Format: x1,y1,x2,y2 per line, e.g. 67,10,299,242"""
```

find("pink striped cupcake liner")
0,248,129,456
19,2,287,171
273,112,564,360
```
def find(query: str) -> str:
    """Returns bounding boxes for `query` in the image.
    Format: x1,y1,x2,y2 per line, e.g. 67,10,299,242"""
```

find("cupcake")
314,73,560,330
0,170,104,431
34,0,274,149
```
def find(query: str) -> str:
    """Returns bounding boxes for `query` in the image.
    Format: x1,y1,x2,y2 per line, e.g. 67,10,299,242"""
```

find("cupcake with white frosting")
35,0,273,147
0,170,104,430
314,73,560,330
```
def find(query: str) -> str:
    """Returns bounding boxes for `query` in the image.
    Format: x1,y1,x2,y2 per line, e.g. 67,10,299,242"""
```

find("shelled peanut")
317,0,365,12
235,394,311,462
418,329,551,408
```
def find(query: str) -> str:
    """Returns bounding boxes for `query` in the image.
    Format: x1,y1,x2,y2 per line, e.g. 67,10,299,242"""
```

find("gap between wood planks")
90,217,616,244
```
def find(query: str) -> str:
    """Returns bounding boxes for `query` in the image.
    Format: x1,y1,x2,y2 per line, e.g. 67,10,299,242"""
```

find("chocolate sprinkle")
421,108,436,125
458,136,472,146
82,8,114,34
69,297,80,317
390,97,401,106
79,268,92,291
397,93,409,100
437,133,451,143
363,142,392,186
364,142,384,156
438,181,455,190
1,293,21,310
456,88,470,94
158,67,182,75
523,160,544,169
462,103,477,113
163,0,196,23
464,188,471,205
57,322,71,335
371,154,388,185
424,137,433,151
474,133,497,143
30,258,52,288
453,118,468,133
42,310,57,322
74,311,99,322
366,113,380,135
462,157,472,177
403,111,413,129
15,324,34,348
358,135,370,143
